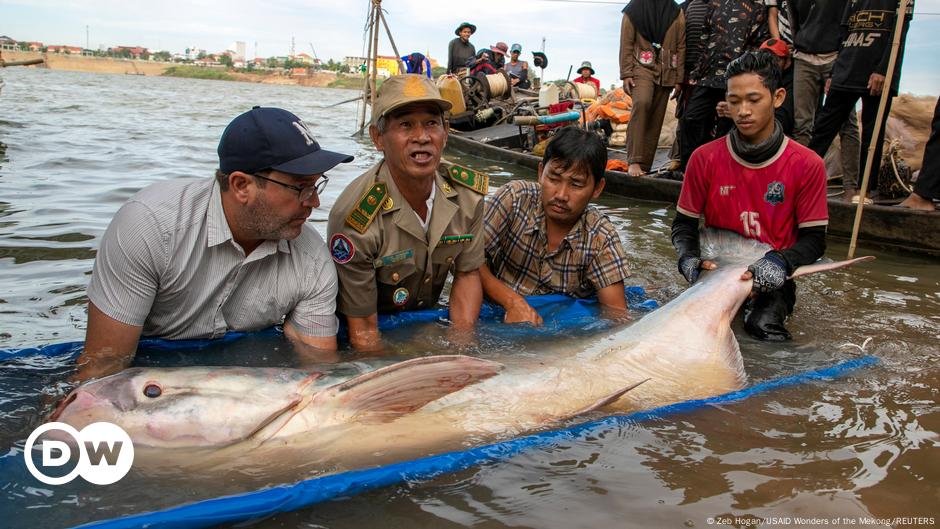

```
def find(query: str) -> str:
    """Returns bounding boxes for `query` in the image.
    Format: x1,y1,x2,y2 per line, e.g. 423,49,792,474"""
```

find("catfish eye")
143,383,162,398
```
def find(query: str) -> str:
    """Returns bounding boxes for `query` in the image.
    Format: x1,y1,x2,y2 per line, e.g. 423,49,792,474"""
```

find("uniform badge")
346,183,388,234
639,50,654,65
440,234,474,245
440,180,453,194
764,181,785,206
447,164,489,195
330,233,355,264
374,248,414,269
393,287,410,307
382,197,394,211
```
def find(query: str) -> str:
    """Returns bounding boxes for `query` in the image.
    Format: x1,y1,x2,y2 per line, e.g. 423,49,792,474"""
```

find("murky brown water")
0,68,937,529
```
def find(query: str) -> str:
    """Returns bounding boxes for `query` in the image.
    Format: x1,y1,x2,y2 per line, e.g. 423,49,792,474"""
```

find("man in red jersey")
670,50,829,341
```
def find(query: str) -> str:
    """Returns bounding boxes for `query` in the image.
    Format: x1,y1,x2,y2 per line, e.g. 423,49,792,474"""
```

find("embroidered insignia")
639,50,654,65
447,164,489,194
764,181,785,205
440,234,474,245
440,180,453,194
382,197,394,211
374,248,414,269
393,287,410,307
346,183,388,234
329,234,355,264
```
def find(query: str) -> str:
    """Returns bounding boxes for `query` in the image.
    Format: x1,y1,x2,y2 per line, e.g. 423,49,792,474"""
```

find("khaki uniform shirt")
327,161,485,316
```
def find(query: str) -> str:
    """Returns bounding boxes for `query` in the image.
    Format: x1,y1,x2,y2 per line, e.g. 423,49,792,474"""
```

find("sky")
2,0,938,96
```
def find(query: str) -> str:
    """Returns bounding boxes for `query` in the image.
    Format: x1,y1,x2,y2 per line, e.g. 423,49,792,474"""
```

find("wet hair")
541,126,607,185
725,50,782,92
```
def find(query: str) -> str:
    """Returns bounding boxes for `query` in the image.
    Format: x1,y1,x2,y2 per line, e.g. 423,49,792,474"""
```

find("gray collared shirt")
87,177,338,340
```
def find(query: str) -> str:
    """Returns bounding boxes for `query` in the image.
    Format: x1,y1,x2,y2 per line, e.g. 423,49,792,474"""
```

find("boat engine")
443,72,515,131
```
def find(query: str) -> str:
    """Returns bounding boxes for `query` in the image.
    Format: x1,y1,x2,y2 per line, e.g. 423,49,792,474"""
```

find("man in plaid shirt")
481,127,631,326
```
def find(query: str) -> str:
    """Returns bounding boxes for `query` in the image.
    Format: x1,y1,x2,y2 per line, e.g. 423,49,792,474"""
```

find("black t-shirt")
830,0,913,94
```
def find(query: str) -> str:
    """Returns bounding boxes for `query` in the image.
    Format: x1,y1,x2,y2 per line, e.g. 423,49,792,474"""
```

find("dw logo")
24,422,134,485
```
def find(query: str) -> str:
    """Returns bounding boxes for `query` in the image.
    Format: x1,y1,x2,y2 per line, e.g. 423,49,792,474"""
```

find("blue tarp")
1,288,878,529
73,355,879,529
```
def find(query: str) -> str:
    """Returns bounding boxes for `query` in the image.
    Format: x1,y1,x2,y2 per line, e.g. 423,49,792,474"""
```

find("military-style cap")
371,74,453,125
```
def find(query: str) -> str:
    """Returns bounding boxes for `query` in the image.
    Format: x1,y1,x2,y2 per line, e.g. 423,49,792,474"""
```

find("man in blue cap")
76,107,354,382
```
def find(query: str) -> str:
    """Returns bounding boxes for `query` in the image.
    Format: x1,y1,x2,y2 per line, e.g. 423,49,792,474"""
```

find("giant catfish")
49,230,872,479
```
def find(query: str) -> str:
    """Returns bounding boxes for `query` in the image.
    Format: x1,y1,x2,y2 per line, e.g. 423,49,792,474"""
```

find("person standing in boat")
447,21,477,75
504,43,531,89
482,127,631,326
76,107,354,382
328,75,486,352
808,0,913,201
899,97,940,211
677,0,769,171
672,51,828,341
575,61,601,94
619,0,686,177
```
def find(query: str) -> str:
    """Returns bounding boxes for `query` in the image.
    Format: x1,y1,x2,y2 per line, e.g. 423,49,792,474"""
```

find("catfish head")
50,367,321,448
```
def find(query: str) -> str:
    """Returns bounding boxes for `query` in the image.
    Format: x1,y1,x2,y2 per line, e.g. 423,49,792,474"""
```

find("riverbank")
1,51,364,88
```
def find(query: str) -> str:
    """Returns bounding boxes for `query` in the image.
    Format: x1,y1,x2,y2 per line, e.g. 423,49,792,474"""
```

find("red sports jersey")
677,136,828,250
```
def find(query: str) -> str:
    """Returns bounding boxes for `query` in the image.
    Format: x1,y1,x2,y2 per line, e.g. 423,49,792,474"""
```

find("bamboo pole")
377,9,404,73
356,0,376,134
847,0,909,259
369,0,381,108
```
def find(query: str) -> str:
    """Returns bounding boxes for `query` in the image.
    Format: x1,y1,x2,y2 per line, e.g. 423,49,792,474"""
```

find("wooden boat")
447,123,940,256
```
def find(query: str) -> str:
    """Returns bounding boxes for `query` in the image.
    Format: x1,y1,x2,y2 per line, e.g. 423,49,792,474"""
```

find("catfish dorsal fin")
318,355,503,423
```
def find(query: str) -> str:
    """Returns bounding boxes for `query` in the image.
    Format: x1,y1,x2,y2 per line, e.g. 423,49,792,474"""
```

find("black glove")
747,252,789,293
678,254,703,284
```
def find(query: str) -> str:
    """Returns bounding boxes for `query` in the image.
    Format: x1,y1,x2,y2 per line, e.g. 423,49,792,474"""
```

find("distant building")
0,35,17,51
112,46,148,59
25,42,44,52
46,45,84,54
342,55,401,77
228,41,246,62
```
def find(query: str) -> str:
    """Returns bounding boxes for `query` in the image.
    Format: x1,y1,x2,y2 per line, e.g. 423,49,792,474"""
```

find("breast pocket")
376,257,418,286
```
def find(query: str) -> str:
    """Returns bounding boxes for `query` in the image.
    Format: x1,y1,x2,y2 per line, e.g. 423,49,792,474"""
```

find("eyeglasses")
252,173,327,202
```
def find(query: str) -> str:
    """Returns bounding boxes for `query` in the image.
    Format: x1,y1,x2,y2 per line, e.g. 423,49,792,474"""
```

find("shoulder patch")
330,233,355,264
447,164,489,195
346,183,388,234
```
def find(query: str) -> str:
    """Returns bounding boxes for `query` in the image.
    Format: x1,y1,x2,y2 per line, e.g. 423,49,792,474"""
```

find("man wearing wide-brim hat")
576,60,601,93
328,75,487,352
448,21,477,74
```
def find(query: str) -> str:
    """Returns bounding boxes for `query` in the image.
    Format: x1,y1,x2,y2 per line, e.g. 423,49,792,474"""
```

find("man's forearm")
76,302,142,383
346,313,382,352
449,268,483,329
480,264,526,311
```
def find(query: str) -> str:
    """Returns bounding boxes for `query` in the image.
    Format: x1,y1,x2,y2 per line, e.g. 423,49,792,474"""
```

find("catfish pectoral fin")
567,378,651,419
319,355,503,423
790,255,875,279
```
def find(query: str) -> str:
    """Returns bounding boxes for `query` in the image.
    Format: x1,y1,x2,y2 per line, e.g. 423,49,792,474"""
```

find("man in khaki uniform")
327,74,486,351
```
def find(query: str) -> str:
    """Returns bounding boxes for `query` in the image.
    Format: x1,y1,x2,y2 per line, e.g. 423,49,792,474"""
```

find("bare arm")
346,313,382,353
768,7,781,40
283,320,339,364
480,263,542,326
76,302,142,382
448,268,482,330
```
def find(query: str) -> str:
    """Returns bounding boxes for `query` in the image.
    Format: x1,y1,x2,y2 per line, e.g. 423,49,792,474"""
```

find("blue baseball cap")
218,106,353,175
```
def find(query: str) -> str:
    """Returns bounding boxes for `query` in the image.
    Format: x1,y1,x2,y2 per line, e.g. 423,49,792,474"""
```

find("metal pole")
847,0,909,259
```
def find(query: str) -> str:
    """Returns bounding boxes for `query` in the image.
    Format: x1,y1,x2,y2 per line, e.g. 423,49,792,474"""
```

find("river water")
0,68,937,529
